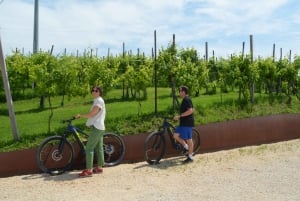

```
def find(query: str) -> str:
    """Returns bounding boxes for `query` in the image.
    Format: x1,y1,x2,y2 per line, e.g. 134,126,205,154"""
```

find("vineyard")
2,42,300,106
1,40,300,150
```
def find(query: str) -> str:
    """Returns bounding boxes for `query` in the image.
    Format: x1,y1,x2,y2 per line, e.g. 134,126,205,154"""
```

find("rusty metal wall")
1,114,299,177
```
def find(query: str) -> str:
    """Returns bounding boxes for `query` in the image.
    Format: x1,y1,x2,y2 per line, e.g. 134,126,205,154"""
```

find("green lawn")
1,87,299,152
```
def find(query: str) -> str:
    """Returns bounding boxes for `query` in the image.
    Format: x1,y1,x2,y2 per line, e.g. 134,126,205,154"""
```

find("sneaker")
93,167,103,174
182,157,193,164
181,148,189,156
79,169,93,177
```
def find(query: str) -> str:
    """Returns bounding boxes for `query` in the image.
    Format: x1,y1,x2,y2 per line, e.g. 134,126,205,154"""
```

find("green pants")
85,127,105,169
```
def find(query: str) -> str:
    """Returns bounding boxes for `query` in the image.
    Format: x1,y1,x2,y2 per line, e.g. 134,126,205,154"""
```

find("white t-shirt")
86,96,106,130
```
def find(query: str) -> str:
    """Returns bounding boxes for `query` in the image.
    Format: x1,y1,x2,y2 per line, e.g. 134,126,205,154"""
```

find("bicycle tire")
144,131,166,165
192,128,201,154
103,133,125,166
36,136,74,175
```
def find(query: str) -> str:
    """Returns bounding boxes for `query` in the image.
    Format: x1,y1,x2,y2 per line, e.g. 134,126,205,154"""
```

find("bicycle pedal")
181,148,189,155
175,143,182,150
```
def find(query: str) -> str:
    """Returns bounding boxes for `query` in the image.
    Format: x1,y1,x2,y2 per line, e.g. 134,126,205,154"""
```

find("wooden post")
242,41,245,59
205,42,208,62
280,48,282,60
249,35,254,105
0,37,19,141
171,34,179,110
122,42,125,99
249,35,253,63
272,43,275,62
154,30,157,115
107,48,110,58
33,0,39,54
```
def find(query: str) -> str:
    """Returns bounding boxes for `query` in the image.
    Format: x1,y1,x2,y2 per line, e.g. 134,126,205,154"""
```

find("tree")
278,58,298,103
228,55,259,106
257,57,277,102
30,51,59,133
6,51,33,98
87,56,118,95
156,43,180,110
55,55,79,106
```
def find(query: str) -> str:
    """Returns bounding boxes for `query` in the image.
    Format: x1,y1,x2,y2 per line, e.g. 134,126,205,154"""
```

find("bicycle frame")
63,123,122,158
159,118,183,151
61,122,88,155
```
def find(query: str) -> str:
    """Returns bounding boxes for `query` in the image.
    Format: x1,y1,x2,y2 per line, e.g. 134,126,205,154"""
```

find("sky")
0,0,300,59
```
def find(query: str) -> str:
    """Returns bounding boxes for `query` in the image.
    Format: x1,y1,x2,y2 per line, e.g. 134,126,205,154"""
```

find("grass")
0,87,300,152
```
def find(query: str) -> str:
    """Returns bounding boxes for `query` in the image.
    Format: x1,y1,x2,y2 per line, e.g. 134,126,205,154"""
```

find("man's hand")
173,115,180,121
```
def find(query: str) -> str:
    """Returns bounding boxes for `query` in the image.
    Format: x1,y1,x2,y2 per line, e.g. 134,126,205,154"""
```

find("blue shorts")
175,126,193,140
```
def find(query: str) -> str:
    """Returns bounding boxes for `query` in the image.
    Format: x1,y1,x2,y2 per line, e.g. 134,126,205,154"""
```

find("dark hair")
179,86,189,94
92,86,103,96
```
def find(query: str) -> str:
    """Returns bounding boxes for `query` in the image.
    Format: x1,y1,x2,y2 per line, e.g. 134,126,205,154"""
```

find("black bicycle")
36,117,125,175
144,117,201,165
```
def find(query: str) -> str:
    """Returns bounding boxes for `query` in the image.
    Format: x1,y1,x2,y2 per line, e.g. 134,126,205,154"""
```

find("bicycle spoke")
103,133,125,166
36,136,74,175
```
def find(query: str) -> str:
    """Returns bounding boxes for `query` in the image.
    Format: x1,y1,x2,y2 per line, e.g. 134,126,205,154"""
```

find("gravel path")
1,139,300,201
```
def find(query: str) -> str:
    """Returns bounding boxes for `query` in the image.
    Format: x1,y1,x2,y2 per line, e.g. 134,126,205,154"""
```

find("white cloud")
0,0,299,58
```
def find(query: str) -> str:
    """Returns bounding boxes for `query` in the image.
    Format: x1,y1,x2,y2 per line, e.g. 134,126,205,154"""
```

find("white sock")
188,154,193,159
184,144,188,150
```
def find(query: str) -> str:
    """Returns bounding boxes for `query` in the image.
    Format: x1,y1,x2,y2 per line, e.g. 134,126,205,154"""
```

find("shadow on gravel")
133,155,188,170
21,171,80,182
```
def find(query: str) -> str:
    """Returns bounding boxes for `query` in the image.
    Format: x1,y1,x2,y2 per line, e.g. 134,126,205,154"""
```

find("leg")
79,127,99,177
174,126,190,149
85,129,96,170
186,138,193,155
95,130,105,168
178,127,194,164
173,133,188,149
85,128,100,170
186,127,194,156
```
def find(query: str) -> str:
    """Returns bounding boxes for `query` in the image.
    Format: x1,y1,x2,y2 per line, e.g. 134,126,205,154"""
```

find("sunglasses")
91,89,99,93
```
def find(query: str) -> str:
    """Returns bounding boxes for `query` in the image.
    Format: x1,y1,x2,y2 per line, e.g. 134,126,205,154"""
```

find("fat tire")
103,133,125,166
36,136,74,175
192,128,201,154
144,131,166,165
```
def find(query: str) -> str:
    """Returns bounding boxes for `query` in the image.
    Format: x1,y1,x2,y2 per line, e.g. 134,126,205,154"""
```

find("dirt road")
1,139,299,201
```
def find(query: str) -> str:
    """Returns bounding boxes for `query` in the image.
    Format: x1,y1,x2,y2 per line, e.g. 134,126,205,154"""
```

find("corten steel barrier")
0,114,299,177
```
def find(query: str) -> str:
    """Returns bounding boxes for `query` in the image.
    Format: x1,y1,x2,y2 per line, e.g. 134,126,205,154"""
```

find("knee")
173,133,180,140
85,147,94,152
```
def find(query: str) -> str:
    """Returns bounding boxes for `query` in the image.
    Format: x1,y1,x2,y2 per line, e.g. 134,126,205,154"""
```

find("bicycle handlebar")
153,115,174,121
154,116,176,128
164,117,174,121
62,117,76,124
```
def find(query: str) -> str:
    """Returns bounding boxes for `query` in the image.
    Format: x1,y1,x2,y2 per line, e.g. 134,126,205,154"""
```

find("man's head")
179,86,189,95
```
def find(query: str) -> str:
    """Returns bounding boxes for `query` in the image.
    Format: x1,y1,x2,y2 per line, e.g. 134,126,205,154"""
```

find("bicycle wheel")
192,128,201,154
36,136,74,175
103,133,125,166
144,131,166,165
